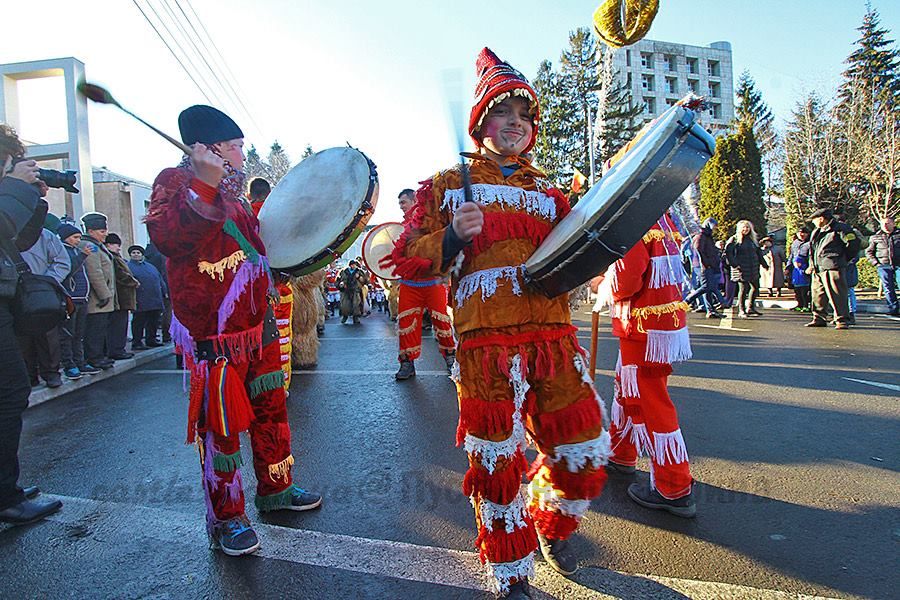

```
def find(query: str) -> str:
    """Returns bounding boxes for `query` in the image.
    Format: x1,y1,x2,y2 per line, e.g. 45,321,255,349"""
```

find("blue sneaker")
210,515,260,556
286,485,323,512
63,367,82,380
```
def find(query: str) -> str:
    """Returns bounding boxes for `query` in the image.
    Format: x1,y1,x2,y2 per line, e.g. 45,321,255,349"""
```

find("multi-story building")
610,39,734,132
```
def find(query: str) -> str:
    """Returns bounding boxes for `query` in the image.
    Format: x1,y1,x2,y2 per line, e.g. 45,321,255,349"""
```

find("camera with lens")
12,157,79,193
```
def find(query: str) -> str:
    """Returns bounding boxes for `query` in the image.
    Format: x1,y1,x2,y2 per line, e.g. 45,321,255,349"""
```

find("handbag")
0,235,71,335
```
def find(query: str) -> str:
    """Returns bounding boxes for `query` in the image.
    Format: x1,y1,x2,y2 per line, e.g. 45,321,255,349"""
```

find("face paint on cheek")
482,119,502,141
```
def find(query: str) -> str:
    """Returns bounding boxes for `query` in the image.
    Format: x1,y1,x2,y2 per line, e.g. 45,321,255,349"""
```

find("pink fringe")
218,258,269,334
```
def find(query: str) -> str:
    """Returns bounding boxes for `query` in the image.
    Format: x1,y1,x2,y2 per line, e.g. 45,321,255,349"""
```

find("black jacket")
725,236,769,281
810,219,861,272
694,227,720,269
0,176,46,250
865,229,900,268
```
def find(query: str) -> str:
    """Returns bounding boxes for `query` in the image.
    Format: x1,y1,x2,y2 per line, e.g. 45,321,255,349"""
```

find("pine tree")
559,28,601,181
838,3,900,109
267,141,291,184
593,46,643,165
699,122,767,241
301,145,314,160
244,145,268,180
532,60,571,185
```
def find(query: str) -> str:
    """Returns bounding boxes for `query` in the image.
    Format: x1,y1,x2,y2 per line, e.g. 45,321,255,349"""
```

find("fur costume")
291,270,325,368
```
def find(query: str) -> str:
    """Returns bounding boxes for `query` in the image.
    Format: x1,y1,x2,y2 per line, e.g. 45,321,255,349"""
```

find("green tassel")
255,484,295,512
212,450,243,472
223,219,260,264
248,371,285,399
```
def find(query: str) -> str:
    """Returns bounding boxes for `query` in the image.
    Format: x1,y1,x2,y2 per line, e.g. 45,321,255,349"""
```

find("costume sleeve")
382,175,451,279
144,168,227,259
609,240,651,302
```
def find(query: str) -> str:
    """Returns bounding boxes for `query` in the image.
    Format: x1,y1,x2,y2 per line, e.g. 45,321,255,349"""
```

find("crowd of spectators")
17,210,170,388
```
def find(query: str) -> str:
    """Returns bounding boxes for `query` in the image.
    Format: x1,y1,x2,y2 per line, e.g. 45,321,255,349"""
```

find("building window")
665,77,678,95
641,52,652,69
663,55,676,72
708,60,720,77
641,74,655,92
666,98,677,107
686,57,699,74
626,50,631,67
687,79,699,94
644,97,656,114
708,104,722,119
708,81,721,98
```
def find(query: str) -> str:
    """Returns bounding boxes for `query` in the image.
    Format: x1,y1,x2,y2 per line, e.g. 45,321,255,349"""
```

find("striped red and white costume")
605,213,693,500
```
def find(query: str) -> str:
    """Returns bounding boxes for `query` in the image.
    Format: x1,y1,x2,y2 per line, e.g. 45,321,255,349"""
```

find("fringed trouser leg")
609,338,692,500
397,283,455,361
274,282,293,391
455,325,609,595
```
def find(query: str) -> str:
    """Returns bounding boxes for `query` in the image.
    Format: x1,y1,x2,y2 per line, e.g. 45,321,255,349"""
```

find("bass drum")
259,147,379,275
524,104,715,298
362,222,404,280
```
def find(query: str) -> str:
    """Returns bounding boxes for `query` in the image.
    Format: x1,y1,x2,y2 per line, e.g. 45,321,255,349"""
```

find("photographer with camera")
0,124,63,524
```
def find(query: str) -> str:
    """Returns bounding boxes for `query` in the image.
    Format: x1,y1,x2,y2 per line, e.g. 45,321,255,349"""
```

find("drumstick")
442,69,474,204
589,310,600,379
78,80,193,155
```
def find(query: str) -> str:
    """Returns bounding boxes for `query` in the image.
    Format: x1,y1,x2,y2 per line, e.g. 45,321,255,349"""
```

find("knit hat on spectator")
105,233,122,245
57,223,81,241
178,105,243,146
81,212,108,230
128,245,144,255
468,47,539,153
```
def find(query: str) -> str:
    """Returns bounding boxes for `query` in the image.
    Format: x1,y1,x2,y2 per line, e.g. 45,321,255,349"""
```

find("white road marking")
33,494,839,600
842,377,900,392
694,324,753,332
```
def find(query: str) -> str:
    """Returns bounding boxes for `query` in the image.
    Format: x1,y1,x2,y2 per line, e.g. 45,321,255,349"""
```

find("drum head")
259,147,378,274
362,222,404,280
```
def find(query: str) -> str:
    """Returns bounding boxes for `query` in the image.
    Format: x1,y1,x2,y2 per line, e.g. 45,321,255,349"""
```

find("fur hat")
178,105,243,146
468,47,539,153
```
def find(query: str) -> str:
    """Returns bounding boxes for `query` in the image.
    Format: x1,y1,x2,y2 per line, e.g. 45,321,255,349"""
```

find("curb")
27,344,175,409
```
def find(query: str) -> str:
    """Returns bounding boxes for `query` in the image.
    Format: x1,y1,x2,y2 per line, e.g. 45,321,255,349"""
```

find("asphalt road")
1,306,897,600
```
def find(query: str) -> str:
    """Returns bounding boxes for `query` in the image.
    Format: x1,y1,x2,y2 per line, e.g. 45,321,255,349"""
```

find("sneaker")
737,311,748,319
210,515,261,556
706,312,725,319
44,374,63,389
395,359,416,381
284,485,323,512
747,309,762,316
605,460,636,476
80,364,103,375
538,533,578,575
627,482,696,518
805,320,827,328
500,579,532,599
63,367,82,380
444,353,456,373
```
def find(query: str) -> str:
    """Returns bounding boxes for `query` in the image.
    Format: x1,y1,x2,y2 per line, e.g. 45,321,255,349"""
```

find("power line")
130,0,215,105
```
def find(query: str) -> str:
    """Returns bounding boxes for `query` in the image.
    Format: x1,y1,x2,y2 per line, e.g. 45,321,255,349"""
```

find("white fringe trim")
449,360,460,383
442,183,557,221
649,255,685,289
630,423,654,459
450,251,465,278
474,492,529,534
397,308,422,320
644,327,692,364
455,265,524,308
549,431,612,472
486,554,535,595
528,484,592,519
397,320,418,335
611,399,626,429
653,429,689,466
618,364,640,398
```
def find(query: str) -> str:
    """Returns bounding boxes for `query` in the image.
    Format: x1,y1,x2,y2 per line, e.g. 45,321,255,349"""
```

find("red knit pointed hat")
469,47,540,153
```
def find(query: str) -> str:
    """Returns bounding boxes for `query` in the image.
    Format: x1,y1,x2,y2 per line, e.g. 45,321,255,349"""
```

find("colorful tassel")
205,358,254,437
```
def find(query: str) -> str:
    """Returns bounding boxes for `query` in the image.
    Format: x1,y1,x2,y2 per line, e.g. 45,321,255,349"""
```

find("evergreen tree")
699,122,767,241
593,46,643,165
838,3,900,109
559,28,601,181
532,60,571,185
301,144,314,160
244,144,268,180
267,141,291,184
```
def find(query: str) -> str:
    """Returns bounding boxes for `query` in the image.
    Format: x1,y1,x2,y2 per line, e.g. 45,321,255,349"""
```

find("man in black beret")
806,207,860,329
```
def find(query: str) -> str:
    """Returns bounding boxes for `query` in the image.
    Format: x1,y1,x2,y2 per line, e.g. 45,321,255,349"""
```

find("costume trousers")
106,309,130,355
60,301,88,369
609,338,692,500
397,282,455,361
17,326,61,383
455,324,609,593
0,300,31,511
196,332,294,527
131,310,161,345
274,282,293,390
811,269,850,325
84,312,110,364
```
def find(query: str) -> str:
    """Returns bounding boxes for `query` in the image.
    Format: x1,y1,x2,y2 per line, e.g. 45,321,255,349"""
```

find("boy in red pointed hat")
145,105,321,557
384,49,610,599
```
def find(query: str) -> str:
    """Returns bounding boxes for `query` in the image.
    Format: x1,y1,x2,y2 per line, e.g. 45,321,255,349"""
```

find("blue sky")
4,0,898,223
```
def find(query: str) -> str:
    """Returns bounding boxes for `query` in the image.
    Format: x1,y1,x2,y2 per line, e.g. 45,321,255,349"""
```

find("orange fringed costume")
384,48,610,595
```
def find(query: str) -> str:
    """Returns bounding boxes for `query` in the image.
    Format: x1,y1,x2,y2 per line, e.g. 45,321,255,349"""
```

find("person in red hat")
145,105,321,557
394,188,456,380
384,49,609,599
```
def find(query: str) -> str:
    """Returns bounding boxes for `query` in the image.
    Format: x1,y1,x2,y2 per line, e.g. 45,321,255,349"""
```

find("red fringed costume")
604,214,694,499
383,48,610,594
146,163,299,533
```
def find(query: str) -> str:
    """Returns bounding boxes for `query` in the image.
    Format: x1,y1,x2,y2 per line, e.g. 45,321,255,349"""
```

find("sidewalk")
27,344,174,409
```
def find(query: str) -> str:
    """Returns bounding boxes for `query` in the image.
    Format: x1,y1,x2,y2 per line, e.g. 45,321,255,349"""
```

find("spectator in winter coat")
759,237,786,297
789,228,812,312
865,216,900,315
806,207,860,329
683,218,726,318
127,245,166,349
81,212,117,370
725,220,769,318
16,226,70,388
104,233,139,358
144,241,172,342
57,223,100,379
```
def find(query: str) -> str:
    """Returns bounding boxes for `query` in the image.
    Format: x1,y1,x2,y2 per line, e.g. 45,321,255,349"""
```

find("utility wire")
131,0,215,105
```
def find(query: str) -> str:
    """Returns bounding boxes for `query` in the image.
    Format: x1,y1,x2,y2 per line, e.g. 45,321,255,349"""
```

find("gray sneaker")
285,485,322,512
627,482,696,518
210,515,261,556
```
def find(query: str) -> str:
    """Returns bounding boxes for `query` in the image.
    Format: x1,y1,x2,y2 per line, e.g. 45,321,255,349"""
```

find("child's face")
479,96,533,157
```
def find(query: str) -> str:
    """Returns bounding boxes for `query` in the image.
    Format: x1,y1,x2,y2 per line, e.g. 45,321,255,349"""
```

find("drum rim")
362,221,404,280
278,148,379,276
